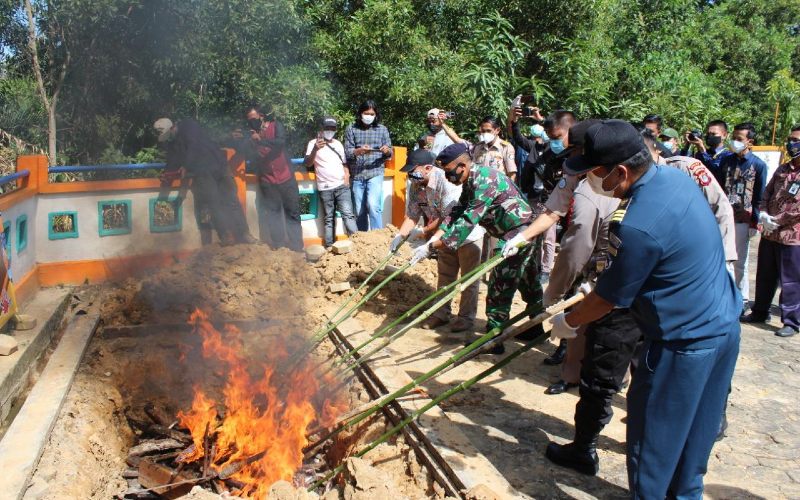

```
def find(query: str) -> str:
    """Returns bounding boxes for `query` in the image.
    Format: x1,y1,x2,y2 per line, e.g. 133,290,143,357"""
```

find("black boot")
545,432,599,475
543,339,567,365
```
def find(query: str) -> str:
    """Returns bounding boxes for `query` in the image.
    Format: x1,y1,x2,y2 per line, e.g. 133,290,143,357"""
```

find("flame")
177,309,346,497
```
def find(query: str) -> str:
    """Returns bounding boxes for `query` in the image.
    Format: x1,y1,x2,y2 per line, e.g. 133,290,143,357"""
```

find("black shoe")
543,341,567,365
463,339,506,355
545,440,599,475
740,312,769,323
715,411,728,442
546,379,578,395
776,326,798,337
516,322,545,341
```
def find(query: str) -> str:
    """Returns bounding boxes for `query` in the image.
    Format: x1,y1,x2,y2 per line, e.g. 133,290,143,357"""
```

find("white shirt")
306,138,347,191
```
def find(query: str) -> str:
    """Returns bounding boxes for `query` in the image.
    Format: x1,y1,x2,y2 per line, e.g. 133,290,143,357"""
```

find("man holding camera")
417,108,455,156
684,120,732,185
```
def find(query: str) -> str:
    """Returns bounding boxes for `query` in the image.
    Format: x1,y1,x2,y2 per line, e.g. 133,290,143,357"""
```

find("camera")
440,110,456,119
688,129,702,141
521,106,537,117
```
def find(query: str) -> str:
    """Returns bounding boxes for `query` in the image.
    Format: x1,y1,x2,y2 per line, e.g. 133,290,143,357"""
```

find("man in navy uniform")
548,120,741,498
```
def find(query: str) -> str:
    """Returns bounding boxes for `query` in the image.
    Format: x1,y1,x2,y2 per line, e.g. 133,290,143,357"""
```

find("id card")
736,182,745,195
789,181,800,197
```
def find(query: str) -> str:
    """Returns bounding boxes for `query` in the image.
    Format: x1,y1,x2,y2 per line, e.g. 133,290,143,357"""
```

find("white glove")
759,212,779,233
578,281,594,296
390,234,404,253
550,312,579,340
410,241,432,265
408,227,424,241
502,233,529,258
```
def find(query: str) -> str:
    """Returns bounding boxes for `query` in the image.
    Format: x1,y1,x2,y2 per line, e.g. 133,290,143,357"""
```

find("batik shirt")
720,151,768,225
761,161,800,246
407,169,484,243
440,166,533,250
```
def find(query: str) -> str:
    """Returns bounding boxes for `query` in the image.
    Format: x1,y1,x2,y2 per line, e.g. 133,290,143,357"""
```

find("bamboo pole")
334,254,507,378
308,326,552,492
330,253,505,372
772,101,780,146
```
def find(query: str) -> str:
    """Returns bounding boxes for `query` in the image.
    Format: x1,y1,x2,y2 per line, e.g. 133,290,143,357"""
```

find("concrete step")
0,288,72,425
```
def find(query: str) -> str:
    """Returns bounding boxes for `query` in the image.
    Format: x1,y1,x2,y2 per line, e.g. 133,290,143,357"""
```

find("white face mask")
479,132,495,145
587,168,619,198
361,114,376,125
729,140,747,155
322,130,336,140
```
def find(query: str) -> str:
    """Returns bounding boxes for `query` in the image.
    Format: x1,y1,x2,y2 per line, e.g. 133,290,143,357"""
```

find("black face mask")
444,166,463,183
705,135,722,149
428,124,442,133
248,118,263,131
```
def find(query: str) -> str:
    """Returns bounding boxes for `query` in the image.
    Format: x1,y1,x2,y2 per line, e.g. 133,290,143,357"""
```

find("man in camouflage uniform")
410,143,543,354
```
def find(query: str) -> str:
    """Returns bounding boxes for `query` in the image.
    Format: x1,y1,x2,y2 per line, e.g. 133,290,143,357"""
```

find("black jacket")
512,121,561,202
165,118,227,174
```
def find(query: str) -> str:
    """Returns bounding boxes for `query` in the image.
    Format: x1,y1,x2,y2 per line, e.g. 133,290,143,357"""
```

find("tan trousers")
433,241,482,322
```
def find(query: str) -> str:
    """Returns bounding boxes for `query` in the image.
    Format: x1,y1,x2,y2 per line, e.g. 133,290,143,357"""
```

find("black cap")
401,149,436,172
435,143,470,168
564,120,647,174
321,117,337,128
556,119,603,161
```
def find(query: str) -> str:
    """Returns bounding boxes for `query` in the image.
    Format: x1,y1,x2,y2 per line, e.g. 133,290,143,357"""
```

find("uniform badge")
557,178,566,189
789,181,800,196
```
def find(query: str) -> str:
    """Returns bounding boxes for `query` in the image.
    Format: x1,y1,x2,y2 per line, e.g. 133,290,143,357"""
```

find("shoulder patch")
609,207,627,224
557,178,567,189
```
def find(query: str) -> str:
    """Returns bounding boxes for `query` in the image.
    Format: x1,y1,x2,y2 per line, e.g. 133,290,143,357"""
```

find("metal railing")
0,169,31,186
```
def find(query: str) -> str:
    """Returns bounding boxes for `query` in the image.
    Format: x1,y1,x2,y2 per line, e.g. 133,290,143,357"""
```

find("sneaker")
449,317,473,333
776,325,798,338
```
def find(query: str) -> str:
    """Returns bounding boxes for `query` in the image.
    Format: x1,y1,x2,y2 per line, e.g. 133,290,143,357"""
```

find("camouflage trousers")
485,236,543,332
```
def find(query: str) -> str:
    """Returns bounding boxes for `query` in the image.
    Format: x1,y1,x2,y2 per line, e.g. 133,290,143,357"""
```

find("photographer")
304,117,358,248
416,108,455,156
684,120,732,184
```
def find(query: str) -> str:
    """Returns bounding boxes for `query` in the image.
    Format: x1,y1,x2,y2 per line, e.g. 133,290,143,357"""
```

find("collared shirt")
694,146,733,185
344,123,392,180
440,166,532,250
663,155,737,261
544,173,580,216
594,165,741,342
761,161,800,246
471,139,517,176
415,128,454,157
407,169,484,243
544,179,620,304
719,151,768,225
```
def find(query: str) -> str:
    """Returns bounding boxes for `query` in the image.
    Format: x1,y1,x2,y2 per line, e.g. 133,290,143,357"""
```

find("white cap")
153,118,174,142
427,108,440,117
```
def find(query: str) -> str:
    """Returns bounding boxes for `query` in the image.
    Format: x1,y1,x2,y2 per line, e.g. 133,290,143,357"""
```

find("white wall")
2,195,38,281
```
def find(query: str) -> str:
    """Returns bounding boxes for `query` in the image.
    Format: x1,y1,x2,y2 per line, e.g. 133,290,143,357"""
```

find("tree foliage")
0,0,798,162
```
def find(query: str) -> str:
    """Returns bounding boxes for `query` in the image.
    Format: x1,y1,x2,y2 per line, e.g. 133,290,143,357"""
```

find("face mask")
586,168,619,198
429,124,442,133
444,166,463,183
479,132,495,145
248,118,263,131
786,139,800,159
408,171,426,183
729,140,747,155
322,130,336,141
550,139,565,154
705,135,722,149
361,114,375,125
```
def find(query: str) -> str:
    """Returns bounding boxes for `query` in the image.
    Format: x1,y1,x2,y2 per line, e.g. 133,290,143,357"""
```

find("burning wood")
122,309,349,498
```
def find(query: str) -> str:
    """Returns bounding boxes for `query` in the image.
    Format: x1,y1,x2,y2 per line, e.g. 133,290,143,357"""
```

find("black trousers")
259,178,303,251
190,168,250,243
574,308,643,437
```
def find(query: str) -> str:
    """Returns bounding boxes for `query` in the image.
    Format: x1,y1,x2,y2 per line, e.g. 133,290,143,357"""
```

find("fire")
177,309,346,497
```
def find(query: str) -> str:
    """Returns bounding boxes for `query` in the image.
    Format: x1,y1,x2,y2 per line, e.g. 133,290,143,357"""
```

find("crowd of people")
151,97,800,499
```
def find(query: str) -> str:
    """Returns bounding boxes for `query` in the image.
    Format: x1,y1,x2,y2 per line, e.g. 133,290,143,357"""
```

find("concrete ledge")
0,293,100,500
333,315,521,499
0,288,72,423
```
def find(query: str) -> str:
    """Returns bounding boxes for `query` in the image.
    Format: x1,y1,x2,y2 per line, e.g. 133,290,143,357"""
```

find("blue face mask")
550,139,565,154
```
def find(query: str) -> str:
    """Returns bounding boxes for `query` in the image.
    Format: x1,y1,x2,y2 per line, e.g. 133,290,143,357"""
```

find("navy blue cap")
564,120,647,174
435,143,470,168
401,149,436,172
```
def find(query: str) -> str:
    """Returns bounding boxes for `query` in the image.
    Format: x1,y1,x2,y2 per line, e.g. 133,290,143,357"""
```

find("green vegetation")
1,0,798,163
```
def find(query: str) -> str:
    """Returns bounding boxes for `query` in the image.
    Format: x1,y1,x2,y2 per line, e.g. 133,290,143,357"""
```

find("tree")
23,0,68,164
